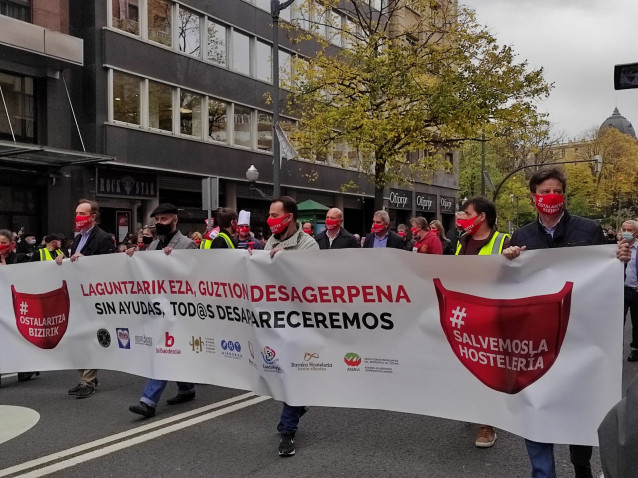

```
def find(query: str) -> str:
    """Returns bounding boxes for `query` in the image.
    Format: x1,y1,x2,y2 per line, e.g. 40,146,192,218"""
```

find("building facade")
0,0,459,240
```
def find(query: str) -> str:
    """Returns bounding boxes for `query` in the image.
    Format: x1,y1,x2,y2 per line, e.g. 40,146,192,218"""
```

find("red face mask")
267,214,292,235
411,227,420,236
0,242,12,255
457,216,484,236
325,218,341,231
195,239,201,246
238,226,250,236
534,194,564,216
397,231,406,238
75,215,91,232
303,228,312,234
372,223,385,233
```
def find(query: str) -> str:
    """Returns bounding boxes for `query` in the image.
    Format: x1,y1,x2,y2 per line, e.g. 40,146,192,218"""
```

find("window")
0,72,35,143
208,99,227,143
0,0,30,22
254,0,269,11
255,40,272,83
149,80,172,131
112,0,139,35
113,71,140,125
257,112,272,151
279,50,292,86
178,6,200,58
328,10,342,46
233,105,252,148
232,30,251,75
147,0,171,46
207,20,227,66
180,90,202,137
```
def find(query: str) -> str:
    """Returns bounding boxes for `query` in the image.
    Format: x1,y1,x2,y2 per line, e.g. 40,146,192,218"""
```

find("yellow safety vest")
200,239,213,249
455,231,509,256
216,232,236,249
39,248,63,261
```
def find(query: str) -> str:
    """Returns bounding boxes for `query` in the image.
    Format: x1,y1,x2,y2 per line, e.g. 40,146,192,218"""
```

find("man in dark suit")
363,210,405,249
128,203,198,418
315,208,360,250
56,198,115,399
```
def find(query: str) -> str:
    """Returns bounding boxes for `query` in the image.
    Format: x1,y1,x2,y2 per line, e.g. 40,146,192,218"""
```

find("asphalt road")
0,325,635,478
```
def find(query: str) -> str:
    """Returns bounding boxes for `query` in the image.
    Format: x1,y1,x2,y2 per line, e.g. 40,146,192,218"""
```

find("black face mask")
154,223,173,236
142,235,153,245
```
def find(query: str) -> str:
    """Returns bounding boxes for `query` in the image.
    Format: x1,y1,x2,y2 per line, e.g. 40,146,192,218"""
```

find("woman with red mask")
0,228,28,266
410,217,443,254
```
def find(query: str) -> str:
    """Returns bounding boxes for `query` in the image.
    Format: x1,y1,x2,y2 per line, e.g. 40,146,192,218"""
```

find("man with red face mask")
263,197,318,457
56,198,115,399
314,208,360,249
236,210,263,250
363,210,405,249
503,168,604,478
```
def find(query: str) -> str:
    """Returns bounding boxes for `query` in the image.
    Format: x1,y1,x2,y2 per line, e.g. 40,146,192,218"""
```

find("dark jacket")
363,230,405,249
315,227,360,250
71,226,116,256
509,211,605,250
3,251,28,265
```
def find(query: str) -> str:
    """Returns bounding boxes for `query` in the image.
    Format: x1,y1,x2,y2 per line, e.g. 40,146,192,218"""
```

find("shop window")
0,72,35,143
147,0,171,46
149,80,172,131
255,40,272,83
232,30,250,75
113,71,140,125
178,6,200,58
233,105,252,148
257,111,272,151
208,99,227,143
112,0,139,35
207,19,227,66
180,90,202,137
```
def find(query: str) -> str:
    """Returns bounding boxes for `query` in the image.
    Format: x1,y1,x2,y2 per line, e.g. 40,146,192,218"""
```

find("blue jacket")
510,211,605,250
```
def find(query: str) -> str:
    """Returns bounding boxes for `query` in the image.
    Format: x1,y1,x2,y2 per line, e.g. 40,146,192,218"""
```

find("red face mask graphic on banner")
12,281,70,349
75,215,91,232
267,214,292,235
534,194,564,216
457,216,484,236
325,218,341,231
434,278,573,394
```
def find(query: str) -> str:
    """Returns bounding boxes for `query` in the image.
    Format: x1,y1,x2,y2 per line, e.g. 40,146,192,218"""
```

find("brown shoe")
475,425,497,448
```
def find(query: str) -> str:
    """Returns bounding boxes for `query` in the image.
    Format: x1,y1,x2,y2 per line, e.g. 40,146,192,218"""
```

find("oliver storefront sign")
388,189,412,209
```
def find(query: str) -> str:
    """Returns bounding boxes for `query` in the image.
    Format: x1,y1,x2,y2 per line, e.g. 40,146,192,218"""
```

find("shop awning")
0,140,115,167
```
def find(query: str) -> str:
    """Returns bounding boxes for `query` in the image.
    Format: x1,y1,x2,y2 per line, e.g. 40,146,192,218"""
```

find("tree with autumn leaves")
282,0,551,210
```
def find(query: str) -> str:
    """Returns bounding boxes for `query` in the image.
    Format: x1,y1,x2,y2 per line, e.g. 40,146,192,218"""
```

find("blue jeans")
525,440,592,478
278,403,308,435
140,379,195,407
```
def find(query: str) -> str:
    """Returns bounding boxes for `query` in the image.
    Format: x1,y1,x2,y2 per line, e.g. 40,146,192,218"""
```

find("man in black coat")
56,198,115,399
315,208,360,250
503,168,604,478
363,210,405,249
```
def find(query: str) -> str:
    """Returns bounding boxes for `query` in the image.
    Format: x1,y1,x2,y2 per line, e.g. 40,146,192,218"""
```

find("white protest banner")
0,245,622,445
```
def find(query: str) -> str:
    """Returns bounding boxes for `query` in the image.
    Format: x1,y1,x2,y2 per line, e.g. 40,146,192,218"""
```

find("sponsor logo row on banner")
95,327,398,374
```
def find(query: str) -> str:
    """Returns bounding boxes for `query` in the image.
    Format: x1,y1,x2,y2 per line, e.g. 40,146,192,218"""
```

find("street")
0,324,635,478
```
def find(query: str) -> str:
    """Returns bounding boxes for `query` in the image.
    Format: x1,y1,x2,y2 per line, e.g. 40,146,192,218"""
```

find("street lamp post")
246,165,273,200
271,0,295,198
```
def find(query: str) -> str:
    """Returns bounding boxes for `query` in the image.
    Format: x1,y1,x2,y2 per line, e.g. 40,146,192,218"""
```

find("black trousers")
624,287,638,348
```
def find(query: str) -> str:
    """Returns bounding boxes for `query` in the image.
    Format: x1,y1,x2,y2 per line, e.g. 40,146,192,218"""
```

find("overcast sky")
461,0,638,141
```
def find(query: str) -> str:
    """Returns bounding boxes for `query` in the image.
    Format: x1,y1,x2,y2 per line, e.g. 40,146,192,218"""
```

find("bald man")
314,208,360,249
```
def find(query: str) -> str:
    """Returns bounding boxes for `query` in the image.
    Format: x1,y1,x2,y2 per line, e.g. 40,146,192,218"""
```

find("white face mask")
26,239,36,245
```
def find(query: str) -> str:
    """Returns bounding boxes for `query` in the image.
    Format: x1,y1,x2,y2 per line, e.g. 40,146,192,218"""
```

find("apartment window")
279,50,292,86
328,10,342,46
178,7,200,58
208,99,227,143
113,71,140,125
255,40,272,83
257,112,272,151
207,20,227,66
254,0,269,11
233,105,252,148
0,0,30,22
148,0,171,46
0,72,35,143
112,0,139,35
148,80,172,131
180,90,202,137
232,30,251,75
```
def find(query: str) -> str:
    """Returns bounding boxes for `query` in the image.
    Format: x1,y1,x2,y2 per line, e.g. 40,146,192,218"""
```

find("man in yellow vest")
455,196,510,449
208,208,238,249
30,233,65,262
